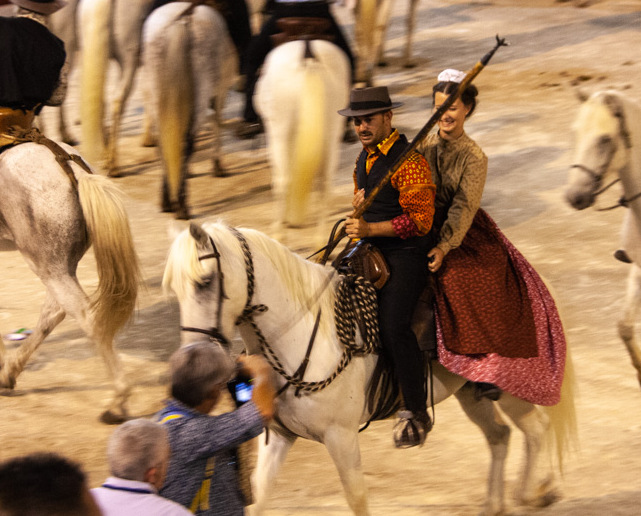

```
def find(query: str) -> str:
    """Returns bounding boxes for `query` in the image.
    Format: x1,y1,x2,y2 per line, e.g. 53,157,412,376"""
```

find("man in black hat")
338,86,436,448
0,0,67,133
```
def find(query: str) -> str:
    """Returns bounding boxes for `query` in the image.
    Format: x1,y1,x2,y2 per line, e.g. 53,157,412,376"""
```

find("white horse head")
565,90,641,210
162,221,339,354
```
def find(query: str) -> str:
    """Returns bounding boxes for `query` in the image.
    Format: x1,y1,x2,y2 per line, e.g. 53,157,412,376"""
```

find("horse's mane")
163,222,338,333
236,226,338,321
577,90,641,149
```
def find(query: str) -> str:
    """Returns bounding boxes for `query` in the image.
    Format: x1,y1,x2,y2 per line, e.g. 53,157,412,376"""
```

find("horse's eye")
598,135,613,148
196,276,213,289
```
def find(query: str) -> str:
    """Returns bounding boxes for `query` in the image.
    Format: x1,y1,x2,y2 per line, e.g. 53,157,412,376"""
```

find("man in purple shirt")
91,419,192,516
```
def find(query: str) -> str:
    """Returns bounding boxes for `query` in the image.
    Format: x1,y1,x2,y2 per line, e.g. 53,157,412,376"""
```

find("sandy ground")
3,0,641,514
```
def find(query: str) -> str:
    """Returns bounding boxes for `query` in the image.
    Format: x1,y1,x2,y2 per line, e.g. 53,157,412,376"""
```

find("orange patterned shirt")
353,129,435,237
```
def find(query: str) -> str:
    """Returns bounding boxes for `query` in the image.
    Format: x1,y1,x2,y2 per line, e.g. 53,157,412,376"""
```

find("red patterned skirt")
435,209,566,406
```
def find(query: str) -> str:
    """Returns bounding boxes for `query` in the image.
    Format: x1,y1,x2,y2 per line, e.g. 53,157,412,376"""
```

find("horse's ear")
189,222,210,248
575,88,589,103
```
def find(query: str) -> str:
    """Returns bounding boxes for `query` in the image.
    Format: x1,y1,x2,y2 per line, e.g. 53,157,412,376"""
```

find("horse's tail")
79,0,111,165
156,16,194,207
544,341,579,474
77,173,141,346
287,41,327,227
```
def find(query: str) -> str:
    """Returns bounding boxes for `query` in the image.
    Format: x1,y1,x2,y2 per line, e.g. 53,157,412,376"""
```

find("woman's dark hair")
432,81,479,118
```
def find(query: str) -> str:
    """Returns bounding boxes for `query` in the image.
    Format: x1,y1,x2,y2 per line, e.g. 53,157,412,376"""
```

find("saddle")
0,108,35,147
271,17,335,47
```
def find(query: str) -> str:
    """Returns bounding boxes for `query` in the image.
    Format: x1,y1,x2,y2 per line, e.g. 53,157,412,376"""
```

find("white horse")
141,2,237,220
255,39,350,245
0,138,141,423
565,89,641,387
163,221,577,516
78,0,155,176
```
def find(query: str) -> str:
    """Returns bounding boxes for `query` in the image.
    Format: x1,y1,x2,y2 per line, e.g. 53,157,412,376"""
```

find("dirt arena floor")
3,0,641,514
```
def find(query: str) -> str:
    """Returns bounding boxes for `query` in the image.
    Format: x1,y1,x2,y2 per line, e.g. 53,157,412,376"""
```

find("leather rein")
570,94,639,212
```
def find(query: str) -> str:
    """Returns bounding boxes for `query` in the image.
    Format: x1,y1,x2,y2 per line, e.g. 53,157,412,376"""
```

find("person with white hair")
91,419,191,516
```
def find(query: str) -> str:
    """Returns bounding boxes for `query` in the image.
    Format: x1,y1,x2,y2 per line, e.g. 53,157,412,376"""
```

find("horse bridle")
180,228,268,348
570,94,638,211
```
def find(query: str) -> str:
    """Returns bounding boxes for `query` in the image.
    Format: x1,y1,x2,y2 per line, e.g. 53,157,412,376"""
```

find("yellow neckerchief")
365,129,399,174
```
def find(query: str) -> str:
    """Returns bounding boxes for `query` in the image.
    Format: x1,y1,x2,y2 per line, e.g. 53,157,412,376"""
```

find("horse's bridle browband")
180,229,268,348
180,234,232,348
570,93,638,211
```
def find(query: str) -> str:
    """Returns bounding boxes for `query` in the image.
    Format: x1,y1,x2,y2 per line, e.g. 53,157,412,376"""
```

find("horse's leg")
498,394,560,509
373,0,392,66
251,430,297,515
40,276,130,422
618,264,641,388
0,291,66,389
106,59,138,177
455,383,510,516
402,0,418,68
140,101,156,147
324,426,370,516
210,95,225,178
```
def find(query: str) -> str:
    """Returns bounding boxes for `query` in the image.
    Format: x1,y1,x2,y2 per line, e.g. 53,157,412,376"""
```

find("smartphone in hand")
227,375,254,407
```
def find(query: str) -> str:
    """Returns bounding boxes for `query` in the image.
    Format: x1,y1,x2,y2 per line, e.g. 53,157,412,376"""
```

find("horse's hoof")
213,165,227,178
235,120,263,139
0,369,16,390
176,208,191,220
141,135,157,147
99,410,128,425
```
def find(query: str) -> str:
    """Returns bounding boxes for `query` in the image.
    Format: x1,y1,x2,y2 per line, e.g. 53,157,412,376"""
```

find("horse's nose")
564,185,593,210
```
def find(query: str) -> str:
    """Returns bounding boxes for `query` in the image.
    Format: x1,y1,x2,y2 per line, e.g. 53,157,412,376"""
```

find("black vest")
355,134,429,251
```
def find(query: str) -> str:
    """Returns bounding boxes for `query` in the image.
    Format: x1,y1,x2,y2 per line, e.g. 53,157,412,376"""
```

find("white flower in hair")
437,69,466,83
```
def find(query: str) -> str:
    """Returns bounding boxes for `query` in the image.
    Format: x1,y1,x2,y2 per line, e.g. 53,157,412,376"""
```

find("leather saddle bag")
332,239,390,290
271,17,334,47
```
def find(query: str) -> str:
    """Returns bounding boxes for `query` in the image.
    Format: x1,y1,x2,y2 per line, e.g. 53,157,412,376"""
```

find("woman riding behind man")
416,69,567,407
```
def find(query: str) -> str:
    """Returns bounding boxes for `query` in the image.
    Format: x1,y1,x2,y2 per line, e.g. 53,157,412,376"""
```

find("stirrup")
393,410,431,449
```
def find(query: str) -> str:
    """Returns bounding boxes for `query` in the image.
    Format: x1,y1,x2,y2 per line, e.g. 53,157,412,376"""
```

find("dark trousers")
376,246,429,415
242,1,355,122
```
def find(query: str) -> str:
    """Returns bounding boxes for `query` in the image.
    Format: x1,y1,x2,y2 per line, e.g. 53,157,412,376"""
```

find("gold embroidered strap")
0,107,35,147
1,126,92,188
189,457,215,513
159,410,217,512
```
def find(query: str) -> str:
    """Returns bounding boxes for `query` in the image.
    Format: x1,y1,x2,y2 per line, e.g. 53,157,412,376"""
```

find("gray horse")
0,139,141,422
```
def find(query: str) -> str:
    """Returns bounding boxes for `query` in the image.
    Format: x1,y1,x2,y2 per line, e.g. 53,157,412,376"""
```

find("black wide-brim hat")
337,86,403,117
11,0,67,15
